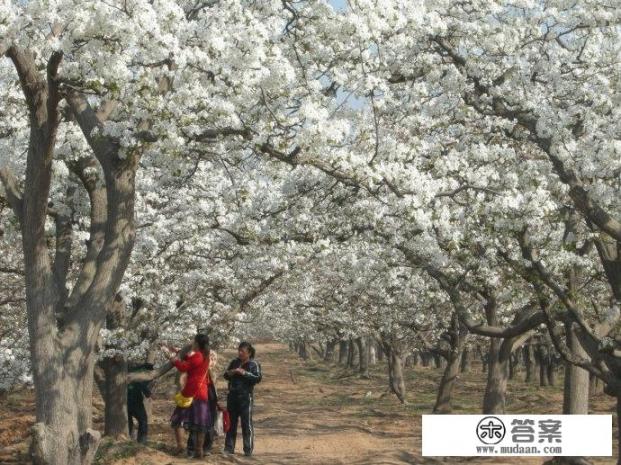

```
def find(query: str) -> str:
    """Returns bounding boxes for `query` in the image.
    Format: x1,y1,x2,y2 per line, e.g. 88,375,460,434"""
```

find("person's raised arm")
173,351,201,372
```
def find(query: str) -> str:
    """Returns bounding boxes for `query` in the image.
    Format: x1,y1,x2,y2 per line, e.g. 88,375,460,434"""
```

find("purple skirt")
170,398,212,433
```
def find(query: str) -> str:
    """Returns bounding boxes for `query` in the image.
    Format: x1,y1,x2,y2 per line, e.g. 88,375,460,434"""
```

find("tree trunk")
100,356,128,438
460,347,470,373
483,338,510,414
347,338,356,368
30,353,101,465
368,342,377,366
355,337,369,378
434,318,467,414
376,343,384,362
1,47,140,465
563,325,589,415
543,324,594,465
98,295,129,438
338,340,348,365
524,342,534,382
386,347,406,403
537,343,549,387
590,373,602,396
547,357,556,387
509,350,517,380
298,341,309,360
324,339,337,362
433,351,462,413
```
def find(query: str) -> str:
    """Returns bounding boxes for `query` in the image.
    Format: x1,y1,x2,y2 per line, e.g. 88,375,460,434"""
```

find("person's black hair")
238,341,255,359
195,333,210,357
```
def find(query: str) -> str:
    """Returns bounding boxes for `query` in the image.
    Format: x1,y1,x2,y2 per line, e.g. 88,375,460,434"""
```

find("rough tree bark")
0,46,143,465
96,294,129,438
433,315,468,414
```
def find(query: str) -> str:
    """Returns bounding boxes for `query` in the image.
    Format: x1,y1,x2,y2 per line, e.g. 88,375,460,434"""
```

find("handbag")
174,391,194,408
222,409,231,433
216,404,231,433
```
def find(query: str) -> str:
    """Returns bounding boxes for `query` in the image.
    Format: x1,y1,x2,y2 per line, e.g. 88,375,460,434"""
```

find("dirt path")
107,342,418,465
2,342,615,464
105,343,551,465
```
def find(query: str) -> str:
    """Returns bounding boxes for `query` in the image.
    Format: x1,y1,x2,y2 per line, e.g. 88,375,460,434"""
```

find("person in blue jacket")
223,341,262,456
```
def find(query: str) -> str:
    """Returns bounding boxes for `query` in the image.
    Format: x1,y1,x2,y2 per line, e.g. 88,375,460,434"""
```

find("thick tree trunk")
355,337,369,378
100,357,128,438
30,354,101,465
434,319,467,414
546,324,593,465
433,352,462,413
2,47,139,465
483,338,510,414
98,295,129,438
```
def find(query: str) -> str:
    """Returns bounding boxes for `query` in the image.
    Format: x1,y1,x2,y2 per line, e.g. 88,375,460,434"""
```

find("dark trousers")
225,393,254,455
128,402,148,443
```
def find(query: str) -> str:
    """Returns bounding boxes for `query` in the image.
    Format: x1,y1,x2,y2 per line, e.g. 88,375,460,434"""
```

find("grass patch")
94,439,144,465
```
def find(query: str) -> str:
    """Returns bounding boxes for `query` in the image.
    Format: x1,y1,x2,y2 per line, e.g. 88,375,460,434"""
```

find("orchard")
1,1,620,465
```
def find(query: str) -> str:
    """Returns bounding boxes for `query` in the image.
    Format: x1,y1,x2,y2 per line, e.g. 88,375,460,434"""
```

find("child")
127,363,154,444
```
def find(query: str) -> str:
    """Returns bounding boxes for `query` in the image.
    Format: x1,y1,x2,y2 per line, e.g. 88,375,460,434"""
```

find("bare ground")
0,342,616,465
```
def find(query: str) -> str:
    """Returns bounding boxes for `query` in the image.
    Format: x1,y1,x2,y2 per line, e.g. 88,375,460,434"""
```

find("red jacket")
174,351,209,401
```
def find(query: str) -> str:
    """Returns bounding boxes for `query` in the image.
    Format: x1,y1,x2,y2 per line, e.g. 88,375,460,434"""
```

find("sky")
329,0,348,12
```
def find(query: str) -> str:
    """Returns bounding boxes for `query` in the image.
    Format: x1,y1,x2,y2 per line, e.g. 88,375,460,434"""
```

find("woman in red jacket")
167,333,211,458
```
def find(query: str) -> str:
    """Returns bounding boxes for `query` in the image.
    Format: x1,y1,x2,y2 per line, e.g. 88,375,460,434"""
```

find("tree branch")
0,167,24,221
